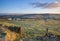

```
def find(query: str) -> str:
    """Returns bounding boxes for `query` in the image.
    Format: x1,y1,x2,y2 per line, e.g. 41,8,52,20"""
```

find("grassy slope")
0,20,60,40
8,20,60,35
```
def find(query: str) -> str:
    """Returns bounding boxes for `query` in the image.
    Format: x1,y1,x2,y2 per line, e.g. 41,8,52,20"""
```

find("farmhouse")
8,18,12,20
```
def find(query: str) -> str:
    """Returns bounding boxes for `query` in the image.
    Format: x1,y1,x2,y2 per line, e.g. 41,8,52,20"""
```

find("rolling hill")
0,14,60,20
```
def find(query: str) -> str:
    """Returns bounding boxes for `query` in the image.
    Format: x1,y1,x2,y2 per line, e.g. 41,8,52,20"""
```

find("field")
8,20,60,32
0,19,60,41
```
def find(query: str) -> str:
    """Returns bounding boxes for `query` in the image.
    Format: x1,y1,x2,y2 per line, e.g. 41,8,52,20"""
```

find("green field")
0,20,60,41
8,20,60,35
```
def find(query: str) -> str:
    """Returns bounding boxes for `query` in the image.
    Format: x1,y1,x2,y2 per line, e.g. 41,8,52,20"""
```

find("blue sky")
0,0,60,14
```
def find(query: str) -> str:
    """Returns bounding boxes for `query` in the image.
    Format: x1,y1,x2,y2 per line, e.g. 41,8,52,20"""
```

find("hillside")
0,14,60,41
0,14,60,20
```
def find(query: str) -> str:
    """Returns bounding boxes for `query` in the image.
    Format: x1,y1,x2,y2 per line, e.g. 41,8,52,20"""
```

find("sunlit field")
8,20,60,35
0,19,60,41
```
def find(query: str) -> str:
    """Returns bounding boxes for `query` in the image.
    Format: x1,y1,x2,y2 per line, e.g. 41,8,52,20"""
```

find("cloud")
44,1,60,8
31,1,60,8
31,2,48,8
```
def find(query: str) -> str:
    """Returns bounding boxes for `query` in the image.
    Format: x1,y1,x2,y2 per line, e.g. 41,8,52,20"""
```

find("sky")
0,0,60,14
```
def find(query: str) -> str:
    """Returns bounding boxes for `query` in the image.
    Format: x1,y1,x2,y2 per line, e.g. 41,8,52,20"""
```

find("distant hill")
0,14,60,20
